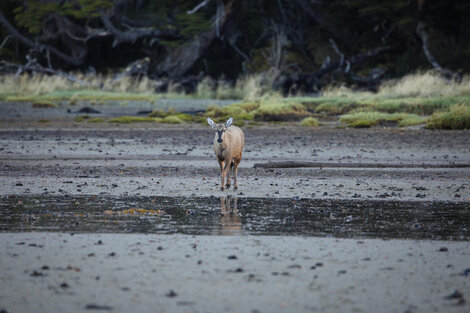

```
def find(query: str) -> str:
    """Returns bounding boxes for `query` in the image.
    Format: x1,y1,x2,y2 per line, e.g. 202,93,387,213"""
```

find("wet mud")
1,195,468,240
1,114,470,313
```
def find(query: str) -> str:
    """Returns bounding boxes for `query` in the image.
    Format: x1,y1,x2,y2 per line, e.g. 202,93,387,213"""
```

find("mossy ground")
299,117,319,127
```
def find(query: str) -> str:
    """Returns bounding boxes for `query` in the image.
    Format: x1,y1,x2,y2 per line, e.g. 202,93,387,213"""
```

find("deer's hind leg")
233,158,241,189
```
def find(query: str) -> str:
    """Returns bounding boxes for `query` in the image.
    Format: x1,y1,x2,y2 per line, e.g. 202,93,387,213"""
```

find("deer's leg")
233,159,240,189
225,159,232,189
219,161,225,190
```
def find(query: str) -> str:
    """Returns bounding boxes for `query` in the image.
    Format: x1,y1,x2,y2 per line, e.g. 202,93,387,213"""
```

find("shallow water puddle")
0,195,468,240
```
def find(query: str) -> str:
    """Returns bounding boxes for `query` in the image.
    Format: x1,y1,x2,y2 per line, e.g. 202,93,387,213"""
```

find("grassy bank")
1,72,469,129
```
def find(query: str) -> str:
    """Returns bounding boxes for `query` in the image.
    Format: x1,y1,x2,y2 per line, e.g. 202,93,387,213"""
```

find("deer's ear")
225,116,233,128
207,117,216,129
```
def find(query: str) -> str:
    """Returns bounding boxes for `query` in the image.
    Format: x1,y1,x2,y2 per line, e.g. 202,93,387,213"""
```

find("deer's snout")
216,130,224,143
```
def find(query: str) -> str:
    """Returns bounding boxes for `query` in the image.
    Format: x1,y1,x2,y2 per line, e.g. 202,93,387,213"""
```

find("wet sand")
1,233,469,313
1,117,469,313
1,124,469,201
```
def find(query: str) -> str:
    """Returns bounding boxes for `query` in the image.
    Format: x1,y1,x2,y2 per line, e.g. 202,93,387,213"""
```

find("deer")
207,116,245,191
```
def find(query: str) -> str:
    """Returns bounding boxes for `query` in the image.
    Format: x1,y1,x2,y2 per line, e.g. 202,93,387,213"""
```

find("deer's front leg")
219,161,225,190
225,159,232,189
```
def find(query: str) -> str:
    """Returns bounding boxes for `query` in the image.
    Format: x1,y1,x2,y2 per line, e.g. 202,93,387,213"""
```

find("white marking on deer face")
215,124,227,143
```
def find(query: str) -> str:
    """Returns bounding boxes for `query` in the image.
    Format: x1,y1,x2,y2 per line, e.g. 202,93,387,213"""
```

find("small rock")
30,271,43,277
76,107,101,114
84,304,113,311
166,290,178,297
445,290,463,300
461,268,470,277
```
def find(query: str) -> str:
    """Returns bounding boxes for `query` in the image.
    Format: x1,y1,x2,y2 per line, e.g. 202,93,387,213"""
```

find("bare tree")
416,21,461,81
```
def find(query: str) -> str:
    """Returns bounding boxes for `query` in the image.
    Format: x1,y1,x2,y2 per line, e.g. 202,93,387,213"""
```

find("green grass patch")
148,110,198,124
32,100,55,108
299,117,319,127
348,119,373,128
340,112,426,128
371,97,466,115
426,105,470,129
109,116,157,123
204,99,310,123
162,116,183,124
251,101,308,121
0,92,17,101
314,98,365,115
88,118,105,123
74,115,90,122
286,94,470,117
204,102,256,122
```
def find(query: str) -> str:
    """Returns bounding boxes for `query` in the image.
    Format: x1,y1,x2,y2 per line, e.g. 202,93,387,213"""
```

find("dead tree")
279,44,393,92
0,10,84,66
416,21,462,82
155,0,241,78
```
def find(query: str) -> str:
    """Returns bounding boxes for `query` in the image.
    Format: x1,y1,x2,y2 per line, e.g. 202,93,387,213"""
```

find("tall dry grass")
196,73,278,100
0,73,158,96
0,72,279,100
378,71,470,98
319,71,470,99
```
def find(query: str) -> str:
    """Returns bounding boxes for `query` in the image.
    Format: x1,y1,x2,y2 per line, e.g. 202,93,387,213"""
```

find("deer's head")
207,117,233,143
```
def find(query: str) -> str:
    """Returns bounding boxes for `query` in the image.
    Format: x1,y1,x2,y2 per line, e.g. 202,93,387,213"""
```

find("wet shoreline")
2,195,468,240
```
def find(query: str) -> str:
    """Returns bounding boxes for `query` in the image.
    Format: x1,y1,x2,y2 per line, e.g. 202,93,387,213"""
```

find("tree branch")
155,0,241,78
187,0,211,14
292,0,345,39
416,21,461,81
99,10,179,48
0,10,83,66
280,45,393,91
329,38,344,68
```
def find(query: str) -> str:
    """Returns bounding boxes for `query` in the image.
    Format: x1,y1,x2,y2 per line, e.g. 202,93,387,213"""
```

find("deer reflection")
219,196,242,235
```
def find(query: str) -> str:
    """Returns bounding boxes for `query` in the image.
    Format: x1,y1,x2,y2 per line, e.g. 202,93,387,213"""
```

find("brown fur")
209,119,245,190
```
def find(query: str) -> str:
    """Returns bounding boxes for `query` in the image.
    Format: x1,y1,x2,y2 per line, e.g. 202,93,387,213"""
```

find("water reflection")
0,195,468,240
219,196,242,235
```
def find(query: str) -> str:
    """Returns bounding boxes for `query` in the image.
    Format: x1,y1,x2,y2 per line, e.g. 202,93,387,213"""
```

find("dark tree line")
0,0,469,92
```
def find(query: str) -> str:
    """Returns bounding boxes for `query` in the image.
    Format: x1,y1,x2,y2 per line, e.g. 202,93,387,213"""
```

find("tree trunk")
155,0,240,78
